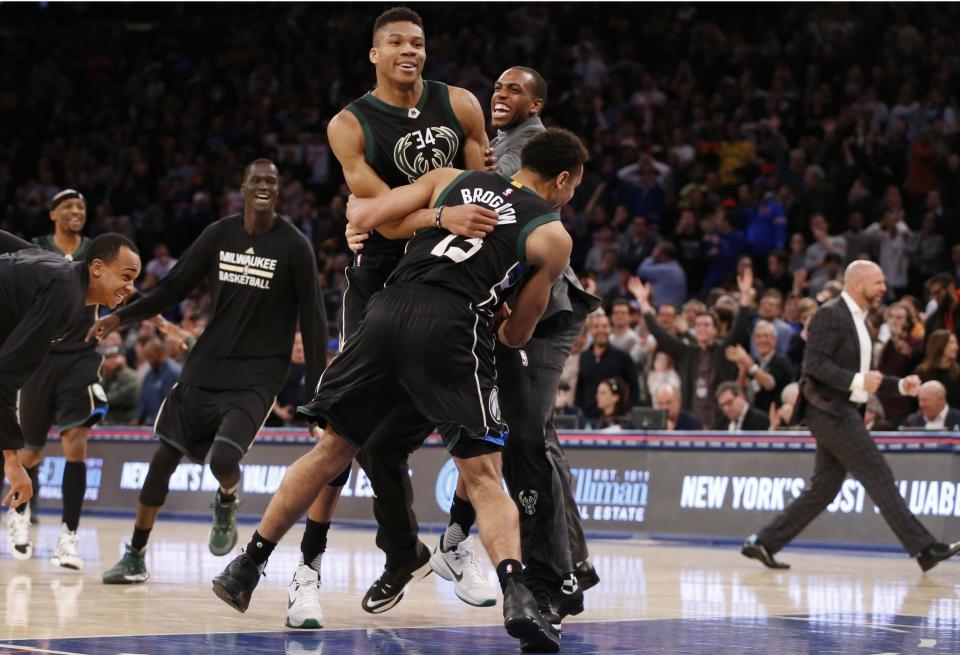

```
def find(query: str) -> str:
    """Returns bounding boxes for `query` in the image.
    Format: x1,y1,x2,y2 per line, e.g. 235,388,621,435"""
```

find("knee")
139,444,183,507
61,428,89,461
209,443,243,483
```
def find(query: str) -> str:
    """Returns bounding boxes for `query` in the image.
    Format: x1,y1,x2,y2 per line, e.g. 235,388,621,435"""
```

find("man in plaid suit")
742,261,960,572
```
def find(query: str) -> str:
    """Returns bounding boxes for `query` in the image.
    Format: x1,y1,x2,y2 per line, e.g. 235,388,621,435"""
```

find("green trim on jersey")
433,171,474,208
516,212,560,266
436,83,465,140
32,234,92,261
345,104,376,165
360,80,432,117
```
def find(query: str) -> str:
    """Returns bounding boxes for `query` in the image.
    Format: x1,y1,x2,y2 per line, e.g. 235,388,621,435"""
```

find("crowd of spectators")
2,3,960,430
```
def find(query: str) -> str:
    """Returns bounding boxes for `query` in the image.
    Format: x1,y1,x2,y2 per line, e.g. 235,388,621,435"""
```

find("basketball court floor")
1,515,959,654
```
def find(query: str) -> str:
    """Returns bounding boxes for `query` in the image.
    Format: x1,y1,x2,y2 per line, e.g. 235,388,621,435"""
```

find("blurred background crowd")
1,2,958,431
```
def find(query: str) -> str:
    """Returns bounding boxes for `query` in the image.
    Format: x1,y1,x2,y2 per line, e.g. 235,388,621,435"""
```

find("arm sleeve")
642,312,689,361
622,353,640,405
116,224,219,324
293,239,327,403
723,307,753,349
0,231,34,255
803,308,857,392
0,283,79,449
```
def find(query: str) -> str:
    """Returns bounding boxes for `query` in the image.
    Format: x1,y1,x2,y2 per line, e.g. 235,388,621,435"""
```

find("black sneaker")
526,575,561,628
361,542,432,614
556,573,584,619
917,541,960,572
212,552,262,613
503,577,561,653
573,559,600,592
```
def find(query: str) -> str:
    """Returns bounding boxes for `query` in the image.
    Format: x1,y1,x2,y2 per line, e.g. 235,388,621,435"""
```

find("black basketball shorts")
154,383,274,463
301,284,505,458
20,350,107,451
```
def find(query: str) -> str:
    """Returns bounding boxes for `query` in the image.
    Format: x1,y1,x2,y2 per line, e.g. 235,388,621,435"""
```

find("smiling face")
89,246,142,309
241,161,279,213
371,21,426,87
491,68,543,130
50,198,86,236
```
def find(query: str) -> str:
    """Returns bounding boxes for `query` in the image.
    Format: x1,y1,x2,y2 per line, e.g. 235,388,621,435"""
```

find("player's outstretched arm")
498,220,571,348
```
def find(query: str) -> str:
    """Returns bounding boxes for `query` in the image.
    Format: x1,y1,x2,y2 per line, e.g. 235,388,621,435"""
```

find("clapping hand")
900,374,922,397
627,276,653,312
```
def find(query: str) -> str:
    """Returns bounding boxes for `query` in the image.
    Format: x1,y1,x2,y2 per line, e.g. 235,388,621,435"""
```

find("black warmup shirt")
32,235,98,355
0,235,91,449
114,215,326,399
345,80,466,262
388,171,559,316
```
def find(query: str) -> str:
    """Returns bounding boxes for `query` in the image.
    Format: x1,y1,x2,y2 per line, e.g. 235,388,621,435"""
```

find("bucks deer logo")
393,126,460,183
519,489,539,516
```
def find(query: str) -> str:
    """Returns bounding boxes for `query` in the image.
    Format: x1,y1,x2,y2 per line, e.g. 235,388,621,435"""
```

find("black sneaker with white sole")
361,542,432,614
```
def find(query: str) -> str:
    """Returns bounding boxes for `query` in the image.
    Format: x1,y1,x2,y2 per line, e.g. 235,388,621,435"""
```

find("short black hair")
510,66,548,104
520,128,589,179
373,6,424,43
716,381,744,399
244,158,277,181
88,233,139,264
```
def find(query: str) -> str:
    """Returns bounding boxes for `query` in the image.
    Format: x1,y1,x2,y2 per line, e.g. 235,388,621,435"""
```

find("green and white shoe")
209,491,240,556
102,544,149,584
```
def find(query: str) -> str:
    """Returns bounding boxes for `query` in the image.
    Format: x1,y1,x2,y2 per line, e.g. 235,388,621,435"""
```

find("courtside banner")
28,428,960,547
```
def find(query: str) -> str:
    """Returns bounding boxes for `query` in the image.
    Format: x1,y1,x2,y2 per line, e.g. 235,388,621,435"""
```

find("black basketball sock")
131,526,152,552
300,519,331,573
246,530,277,572
443,494,476,551
61,461,86,532
217,485,238,504
496,558,525,593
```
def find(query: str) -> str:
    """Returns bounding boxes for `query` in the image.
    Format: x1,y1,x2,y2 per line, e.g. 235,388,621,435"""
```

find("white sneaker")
429,536,497,607
286,563,324,629
6,507,32,560
51,523,84,571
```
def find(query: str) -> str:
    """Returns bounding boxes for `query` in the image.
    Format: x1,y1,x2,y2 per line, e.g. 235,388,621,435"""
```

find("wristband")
435,206,444,229
748,364,759,377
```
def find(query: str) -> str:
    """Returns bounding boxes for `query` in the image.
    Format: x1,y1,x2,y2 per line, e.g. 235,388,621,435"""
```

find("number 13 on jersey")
431,233,483,262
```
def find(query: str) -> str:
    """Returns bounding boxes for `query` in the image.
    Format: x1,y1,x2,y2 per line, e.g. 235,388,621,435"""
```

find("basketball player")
12,190,108,570
213,128,587,653
94,159,326,584
1,231,140,560
281,7,498,629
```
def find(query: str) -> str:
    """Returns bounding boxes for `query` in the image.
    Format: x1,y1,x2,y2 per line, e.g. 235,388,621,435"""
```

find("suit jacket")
674,409,704,431
643,307,752,410
796,296,902,420
904,408,960,430
718,406,771,431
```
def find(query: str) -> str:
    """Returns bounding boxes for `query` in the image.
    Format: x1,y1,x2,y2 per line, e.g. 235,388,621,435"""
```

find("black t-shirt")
0,243,90,449
345,80,466,262
115,215,326,399
388,171,558,317
33,235,97,354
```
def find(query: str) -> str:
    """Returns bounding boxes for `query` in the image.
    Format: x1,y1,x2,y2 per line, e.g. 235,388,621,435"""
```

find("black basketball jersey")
345,80,466,260
32,234,97,354
387,171,560,316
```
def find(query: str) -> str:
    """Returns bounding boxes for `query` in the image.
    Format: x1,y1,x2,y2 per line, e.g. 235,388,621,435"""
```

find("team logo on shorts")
488,387,502,424
393,126,460,183
519,489,539,515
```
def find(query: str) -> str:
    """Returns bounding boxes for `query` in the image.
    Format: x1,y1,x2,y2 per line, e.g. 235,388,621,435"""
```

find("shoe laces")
292,568,322,606
58,530,80,557
8,510,30,545
453,538,485,583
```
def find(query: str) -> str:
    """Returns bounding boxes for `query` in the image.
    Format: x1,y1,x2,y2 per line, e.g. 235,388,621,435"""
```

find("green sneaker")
102,544,149,584
209,492,240,556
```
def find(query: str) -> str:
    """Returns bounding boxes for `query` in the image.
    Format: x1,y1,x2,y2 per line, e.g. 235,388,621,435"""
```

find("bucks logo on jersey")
393,126,461,183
